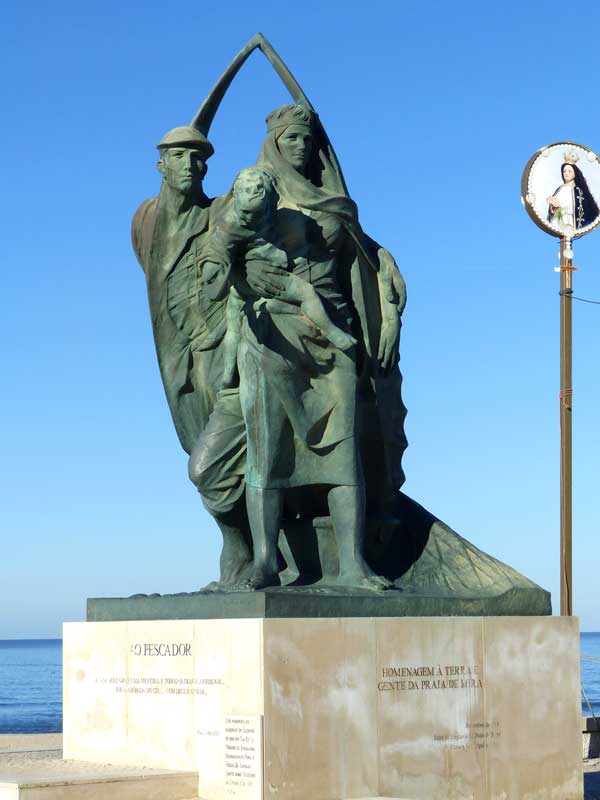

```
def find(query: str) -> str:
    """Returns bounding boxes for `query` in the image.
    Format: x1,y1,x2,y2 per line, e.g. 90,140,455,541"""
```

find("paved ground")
0,733,61,752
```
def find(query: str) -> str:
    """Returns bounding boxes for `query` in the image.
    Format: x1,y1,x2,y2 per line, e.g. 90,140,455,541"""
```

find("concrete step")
0,747,197,800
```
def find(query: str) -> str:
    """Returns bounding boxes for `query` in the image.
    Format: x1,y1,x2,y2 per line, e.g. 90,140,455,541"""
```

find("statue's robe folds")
250,116,408,509
131,189,246,515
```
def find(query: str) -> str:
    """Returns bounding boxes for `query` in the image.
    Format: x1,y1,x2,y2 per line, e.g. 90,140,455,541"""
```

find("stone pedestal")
63,616,583,800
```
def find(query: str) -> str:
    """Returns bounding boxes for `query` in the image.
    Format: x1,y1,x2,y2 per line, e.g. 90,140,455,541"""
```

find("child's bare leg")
253,298,301,315
281,274,356,351
222,288,244,389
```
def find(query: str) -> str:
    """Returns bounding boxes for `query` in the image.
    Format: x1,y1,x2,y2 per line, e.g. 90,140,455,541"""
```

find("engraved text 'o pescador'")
130,643,192,656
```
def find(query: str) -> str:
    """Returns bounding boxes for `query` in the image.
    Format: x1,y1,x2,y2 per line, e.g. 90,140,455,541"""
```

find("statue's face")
159,147,206,194
277,125,314,172
562,164,575,183
234,171,270,214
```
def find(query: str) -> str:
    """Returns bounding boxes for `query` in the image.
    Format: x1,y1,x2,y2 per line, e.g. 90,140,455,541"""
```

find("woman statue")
206,104,408,591
547,161,599,232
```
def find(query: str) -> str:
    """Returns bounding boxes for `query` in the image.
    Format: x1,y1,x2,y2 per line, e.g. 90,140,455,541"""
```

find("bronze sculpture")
125,35,550,614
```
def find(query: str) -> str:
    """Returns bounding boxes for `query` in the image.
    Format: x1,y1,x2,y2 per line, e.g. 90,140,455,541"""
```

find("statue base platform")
88,583,550,621
63,615,582,799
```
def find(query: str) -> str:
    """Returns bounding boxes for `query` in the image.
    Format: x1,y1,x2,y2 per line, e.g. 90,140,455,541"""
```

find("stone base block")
63,616,583,800
0,750,195,800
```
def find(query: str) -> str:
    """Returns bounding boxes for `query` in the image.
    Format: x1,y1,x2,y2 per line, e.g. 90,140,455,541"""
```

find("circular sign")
521,142,600,239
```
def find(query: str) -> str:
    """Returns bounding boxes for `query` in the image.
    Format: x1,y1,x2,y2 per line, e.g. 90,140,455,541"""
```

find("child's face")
234,172,270,214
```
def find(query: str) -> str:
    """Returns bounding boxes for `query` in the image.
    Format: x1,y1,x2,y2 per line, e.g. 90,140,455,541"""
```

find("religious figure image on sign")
547,157,599,233
521,141,600,239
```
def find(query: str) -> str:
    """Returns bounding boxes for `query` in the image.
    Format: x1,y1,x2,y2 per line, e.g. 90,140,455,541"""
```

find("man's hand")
246,260,289,296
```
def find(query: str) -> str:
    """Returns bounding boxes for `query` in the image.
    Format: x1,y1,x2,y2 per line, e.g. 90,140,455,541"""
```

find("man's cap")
157,126,214,159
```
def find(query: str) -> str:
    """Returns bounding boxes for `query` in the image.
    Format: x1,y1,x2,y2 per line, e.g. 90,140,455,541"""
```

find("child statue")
198,166,357,388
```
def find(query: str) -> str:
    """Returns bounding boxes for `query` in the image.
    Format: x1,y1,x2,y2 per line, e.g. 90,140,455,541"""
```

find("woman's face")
563,164,575,182
277,125,314,172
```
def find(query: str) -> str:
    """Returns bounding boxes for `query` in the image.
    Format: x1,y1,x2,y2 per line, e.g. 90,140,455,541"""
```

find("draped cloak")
131,187,246,513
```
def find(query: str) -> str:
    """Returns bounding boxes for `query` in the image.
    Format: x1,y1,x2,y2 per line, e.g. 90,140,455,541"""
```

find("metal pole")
559,237,573,616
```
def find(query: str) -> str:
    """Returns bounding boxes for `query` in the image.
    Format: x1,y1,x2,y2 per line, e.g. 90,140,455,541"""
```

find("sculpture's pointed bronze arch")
190,33,348,195
190,33,313,132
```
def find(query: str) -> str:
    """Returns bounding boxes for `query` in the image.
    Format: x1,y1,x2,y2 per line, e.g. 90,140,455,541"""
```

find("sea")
581,632,600,717
0,635,599,733
0,640,62,733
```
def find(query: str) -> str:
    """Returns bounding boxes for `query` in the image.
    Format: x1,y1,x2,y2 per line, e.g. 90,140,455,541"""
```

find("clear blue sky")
2,0,599,636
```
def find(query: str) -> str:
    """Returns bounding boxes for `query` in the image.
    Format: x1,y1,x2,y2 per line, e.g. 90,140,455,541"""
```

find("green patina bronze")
125,34,550,616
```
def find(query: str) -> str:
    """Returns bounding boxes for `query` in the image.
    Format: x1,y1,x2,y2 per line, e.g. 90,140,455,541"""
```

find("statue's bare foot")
199,557,252,592
199,581,221,592
233,565,280,592
337,559,392,591
219,556,252,587
325,326,357,352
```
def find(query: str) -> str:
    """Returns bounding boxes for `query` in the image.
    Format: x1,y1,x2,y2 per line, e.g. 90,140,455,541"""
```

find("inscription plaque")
433,719,503,752
224,716,263,800
378,662,485,692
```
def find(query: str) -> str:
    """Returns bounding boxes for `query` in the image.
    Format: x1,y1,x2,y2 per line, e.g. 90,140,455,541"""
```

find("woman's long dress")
238,204,360,489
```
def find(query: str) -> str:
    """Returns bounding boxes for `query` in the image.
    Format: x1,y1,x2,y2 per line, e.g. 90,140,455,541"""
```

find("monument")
63,35,583,800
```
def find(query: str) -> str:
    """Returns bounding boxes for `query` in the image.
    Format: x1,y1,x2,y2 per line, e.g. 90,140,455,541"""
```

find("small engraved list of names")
224,715,263,800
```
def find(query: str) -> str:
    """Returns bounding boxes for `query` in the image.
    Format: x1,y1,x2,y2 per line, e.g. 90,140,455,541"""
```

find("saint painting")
547,155,599,233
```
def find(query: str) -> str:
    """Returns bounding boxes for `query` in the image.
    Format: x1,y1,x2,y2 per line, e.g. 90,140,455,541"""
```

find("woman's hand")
378,309,401,372
548,196,561,209
376,247,405,371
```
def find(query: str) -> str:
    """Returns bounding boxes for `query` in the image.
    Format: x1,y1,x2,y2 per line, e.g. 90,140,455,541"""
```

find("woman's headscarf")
257,104,379,267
